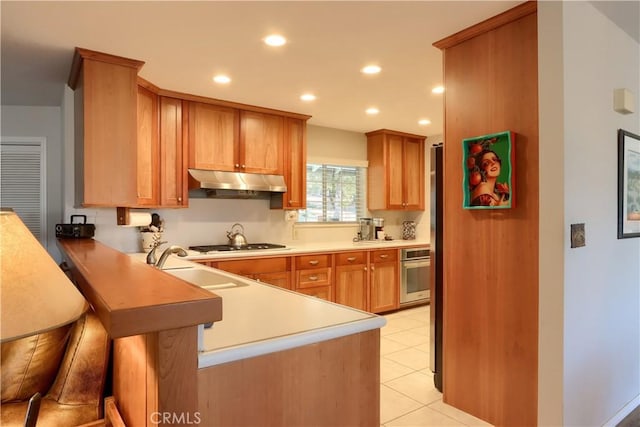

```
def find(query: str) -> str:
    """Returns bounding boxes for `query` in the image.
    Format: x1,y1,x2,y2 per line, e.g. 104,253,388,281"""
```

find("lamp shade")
1,210,87,343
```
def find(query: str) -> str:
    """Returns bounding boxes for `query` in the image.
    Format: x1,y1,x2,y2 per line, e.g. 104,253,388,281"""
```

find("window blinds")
299,163,366,222
0,142,45,243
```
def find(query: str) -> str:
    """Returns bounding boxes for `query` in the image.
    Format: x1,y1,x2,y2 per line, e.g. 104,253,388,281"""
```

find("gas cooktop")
189,243,287,253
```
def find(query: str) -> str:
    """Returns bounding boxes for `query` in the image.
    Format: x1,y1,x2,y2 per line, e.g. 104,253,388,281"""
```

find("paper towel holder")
116,207,151,227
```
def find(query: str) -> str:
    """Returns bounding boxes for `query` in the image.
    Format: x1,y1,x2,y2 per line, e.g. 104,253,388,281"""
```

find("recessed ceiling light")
366,107,379,115
432,85,445,94
213,75,231,84
418,119,431,126
361,65,381,75
300,93,316,102
264,34,287,47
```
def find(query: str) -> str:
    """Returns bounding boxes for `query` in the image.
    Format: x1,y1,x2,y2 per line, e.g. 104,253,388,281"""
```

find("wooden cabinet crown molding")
68,47,145,89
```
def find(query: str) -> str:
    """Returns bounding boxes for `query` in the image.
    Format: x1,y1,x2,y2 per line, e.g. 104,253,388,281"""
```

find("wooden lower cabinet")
192,249,402,311
335,251,368,311
370,261,399,313
370,249,399,313
204,257,291,290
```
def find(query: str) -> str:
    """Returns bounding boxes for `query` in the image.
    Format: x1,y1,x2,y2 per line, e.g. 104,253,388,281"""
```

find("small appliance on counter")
373,218,385,240
55,215,95,239
357,218,375,241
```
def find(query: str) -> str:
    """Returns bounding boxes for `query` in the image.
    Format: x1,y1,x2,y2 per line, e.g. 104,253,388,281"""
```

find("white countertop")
184,239,429,260
127,254,387,368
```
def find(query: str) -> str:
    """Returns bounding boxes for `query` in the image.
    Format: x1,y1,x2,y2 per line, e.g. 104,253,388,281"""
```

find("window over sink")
298,163,366,223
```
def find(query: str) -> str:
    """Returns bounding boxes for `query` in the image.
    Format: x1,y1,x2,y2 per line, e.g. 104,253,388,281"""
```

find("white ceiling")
3,1,529,137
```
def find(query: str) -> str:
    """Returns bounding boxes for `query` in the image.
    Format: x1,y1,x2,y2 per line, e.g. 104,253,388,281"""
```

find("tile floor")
380,305,492,427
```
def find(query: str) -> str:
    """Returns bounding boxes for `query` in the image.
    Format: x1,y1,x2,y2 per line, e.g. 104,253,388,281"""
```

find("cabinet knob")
235,163,240,168
308,275,318,281
364,267,368,271
177,197,182,203
289,200,293,204
371,265,375,271
309,260,319,266
241,164,246,169
347,257,357,262
379,254,388,259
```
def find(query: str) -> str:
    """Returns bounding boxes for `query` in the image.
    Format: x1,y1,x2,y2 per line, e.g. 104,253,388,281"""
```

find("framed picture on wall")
618,129,640,239
462,131,515,209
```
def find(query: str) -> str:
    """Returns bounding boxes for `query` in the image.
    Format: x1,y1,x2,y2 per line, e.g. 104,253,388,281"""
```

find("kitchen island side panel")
197,329,380,426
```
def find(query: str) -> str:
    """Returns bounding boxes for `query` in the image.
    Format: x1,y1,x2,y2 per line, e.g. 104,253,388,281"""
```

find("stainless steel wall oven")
400,247,430,305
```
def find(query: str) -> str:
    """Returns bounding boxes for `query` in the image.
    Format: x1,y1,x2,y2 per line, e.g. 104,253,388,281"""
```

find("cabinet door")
240,111,284,174
386,134,405,209
188,102,238,172
159,97,187,207
136,85,159,206
335,264,369,311
255,271,291,290
370,261,399,313
282,118,306,209
403,137,425,210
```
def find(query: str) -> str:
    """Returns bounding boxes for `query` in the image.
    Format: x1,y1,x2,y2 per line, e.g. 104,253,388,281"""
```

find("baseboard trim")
603,395,640,427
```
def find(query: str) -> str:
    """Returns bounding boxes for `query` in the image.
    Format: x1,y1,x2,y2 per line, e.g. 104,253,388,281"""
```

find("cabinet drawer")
296,267,332,288
336,251,367,266
297,285,333,301
217,257,288,275
296,254,330,269
371,249,398,263
255,271,291,290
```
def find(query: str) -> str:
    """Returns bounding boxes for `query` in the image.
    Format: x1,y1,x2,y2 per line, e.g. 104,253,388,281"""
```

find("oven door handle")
403,260,430,269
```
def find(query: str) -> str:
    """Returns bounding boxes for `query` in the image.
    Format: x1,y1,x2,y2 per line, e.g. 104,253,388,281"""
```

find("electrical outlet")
570,223,586,248
284,210,298,222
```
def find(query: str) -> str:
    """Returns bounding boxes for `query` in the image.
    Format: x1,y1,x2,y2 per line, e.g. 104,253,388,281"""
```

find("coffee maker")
357,218,375,241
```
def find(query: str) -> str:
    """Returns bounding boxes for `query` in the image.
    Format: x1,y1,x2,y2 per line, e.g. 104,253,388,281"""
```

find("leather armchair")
1,311,110,427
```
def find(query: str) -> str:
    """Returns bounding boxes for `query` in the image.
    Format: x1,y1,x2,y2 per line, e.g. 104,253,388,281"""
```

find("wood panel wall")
433,2,539,426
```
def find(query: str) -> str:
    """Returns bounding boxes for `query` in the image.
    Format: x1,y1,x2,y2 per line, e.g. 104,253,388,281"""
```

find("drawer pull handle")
347,257,357,262
309,275,319,281
308,260,319,266
379,254,389,259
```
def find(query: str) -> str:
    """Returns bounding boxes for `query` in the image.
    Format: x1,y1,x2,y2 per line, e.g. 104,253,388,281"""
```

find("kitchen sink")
167,268,248,290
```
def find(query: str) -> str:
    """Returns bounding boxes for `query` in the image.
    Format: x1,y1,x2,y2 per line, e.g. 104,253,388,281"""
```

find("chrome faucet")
155,245,188,269
146,241,188,268
146,240,168,265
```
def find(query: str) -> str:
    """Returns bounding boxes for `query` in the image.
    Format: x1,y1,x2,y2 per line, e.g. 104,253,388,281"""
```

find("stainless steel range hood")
188,169,287,198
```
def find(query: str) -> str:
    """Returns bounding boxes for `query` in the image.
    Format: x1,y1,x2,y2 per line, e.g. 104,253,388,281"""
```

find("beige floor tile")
383,347,430,371
385,316,426,331
385,329,429,347
385,371,442,405
413,342,430,353
380,384,424,424
427,401,493,426
386,405,467,427
381,323,406,336
409,325,430,336
380,357,415,383
381,336,409,355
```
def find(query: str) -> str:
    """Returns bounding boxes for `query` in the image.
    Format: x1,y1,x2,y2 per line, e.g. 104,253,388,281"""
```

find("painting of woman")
463,131,514,209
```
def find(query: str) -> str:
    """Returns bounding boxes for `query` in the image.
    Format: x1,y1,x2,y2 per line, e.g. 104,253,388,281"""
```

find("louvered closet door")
0,140,45,244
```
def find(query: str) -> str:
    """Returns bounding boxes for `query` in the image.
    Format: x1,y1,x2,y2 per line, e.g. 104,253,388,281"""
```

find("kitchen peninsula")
58,238,385,426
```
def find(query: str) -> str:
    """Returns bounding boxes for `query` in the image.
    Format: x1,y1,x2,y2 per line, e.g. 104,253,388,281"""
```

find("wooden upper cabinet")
188,102,239,172
366,129,425,211
240,111,284,174
159,97,188,207
136,85,160,206
69,48,144,207
272,117,307,209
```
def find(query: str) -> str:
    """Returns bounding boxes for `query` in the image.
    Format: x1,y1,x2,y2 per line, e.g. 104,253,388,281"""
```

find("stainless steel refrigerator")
429,143,443,391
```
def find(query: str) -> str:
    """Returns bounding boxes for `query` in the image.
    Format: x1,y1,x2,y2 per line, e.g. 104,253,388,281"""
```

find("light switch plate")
570,223,586,248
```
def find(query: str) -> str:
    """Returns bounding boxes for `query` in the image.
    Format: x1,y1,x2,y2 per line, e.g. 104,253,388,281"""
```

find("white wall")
1,105,64,260
540,2,640,425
